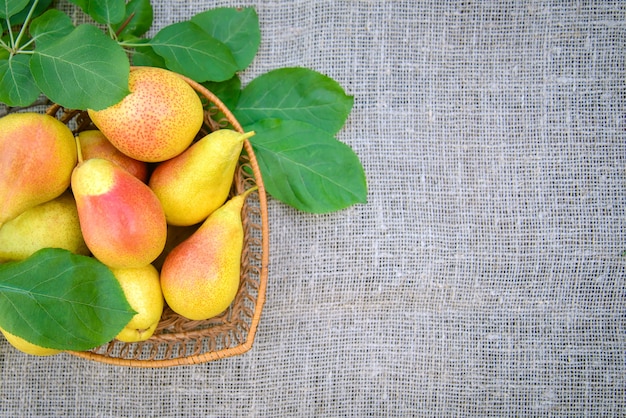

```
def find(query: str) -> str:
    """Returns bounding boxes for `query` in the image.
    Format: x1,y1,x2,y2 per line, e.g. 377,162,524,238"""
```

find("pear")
0,113,77,228
0,191,90,262
87,66,204,162
152,223,199,271
71,157,167,269
111,265,164,343
160,187,257,321
77,130,148,182
149,129,255,226
0,327,61,356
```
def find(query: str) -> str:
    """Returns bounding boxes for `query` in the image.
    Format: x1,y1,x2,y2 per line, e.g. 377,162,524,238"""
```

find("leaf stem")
118,41,152,49
107,24,118,41
0,37,10,51
12,0,40,52
4,15,15,49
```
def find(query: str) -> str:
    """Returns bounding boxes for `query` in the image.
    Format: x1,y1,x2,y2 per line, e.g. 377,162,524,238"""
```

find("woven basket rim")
46,67,270,367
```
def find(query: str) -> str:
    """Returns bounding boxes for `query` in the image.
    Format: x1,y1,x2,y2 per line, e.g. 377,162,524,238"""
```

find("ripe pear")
110,265,164,342
0,327,61,356
160,187,257,321
152,224,199,271
71,157,167,269
149,129,254,226
0,112,77,228
87,66,204,162
77,130,148,182
0,191,89,262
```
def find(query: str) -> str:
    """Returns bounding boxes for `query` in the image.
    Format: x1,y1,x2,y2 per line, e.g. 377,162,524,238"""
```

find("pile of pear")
0,67,257,356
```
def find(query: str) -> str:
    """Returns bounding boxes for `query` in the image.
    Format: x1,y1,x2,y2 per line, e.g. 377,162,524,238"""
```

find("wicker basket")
44,70,269,367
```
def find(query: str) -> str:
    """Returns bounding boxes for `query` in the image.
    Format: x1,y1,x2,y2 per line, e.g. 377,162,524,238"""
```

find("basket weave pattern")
45,74,269,367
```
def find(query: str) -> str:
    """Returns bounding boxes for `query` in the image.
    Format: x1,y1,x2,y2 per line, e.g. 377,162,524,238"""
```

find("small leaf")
202,74,241,109
30,24,130,110
30,9,74,48
67,0,126,25
235,67,354,135
245,118,367,213
191,7,260,71
131,42,167,68
0,0,29,19
0,55,41,106
0,248,135,351
90,0,126,25
150,20,238,83
113,0,153,40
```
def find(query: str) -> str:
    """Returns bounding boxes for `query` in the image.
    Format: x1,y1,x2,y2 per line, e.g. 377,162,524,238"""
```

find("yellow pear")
149,129,254,226
77,130,149,182
71,158,167,268
0,327,61,356
0,112,77,228
0,191,90,262
87,67,204,162
111,265,164,342
160,187,257,320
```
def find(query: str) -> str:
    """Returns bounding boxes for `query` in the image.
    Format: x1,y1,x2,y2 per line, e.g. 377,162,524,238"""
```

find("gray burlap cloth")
1,1,624,416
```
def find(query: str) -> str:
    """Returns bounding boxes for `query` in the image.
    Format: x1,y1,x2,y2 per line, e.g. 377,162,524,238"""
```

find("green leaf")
5,0,52,26
191,7,260,71
131,43,167,68
0,54,40,106
202,74,241,110
113,0,153,40
89,0,126,25
0,248,135,351
66,0,87,10
67,0,126,25
150,20,238,83
235,67,354,135
30,24,130,110
0,0,29,19
30,9,74,48
245,118,367,213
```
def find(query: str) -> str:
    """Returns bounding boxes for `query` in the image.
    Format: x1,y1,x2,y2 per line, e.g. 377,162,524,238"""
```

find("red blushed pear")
0,113,77,228
87,67,204,163
160,187,257,321
77,130,149,182
71,155,167,269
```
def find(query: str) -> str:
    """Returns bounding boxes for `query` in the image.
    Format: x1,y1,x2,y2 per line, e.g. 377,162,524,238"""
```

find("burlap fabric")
1,1,624,416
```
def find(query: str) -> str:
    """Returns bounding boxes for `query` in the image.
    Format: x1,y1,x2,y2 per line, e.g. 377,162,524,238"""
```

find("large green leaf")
0,248,135,351
29,9,74,48
245,118,367,213
0,55,40,106
150,21,238,83
235,67,354,135
191,7,260,71
30,24,130,110
0,0,29,19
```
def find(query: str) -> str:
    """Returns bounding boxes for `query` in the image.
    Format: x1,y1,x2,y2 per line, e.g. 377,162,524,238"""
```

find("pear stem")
240,186,258,200
75,136,84,164
240,131,256,142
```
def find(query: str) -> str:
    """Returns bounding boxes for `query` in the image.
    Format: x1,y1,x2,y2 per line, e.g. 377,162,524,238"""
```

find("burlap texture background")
1,1,624,416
